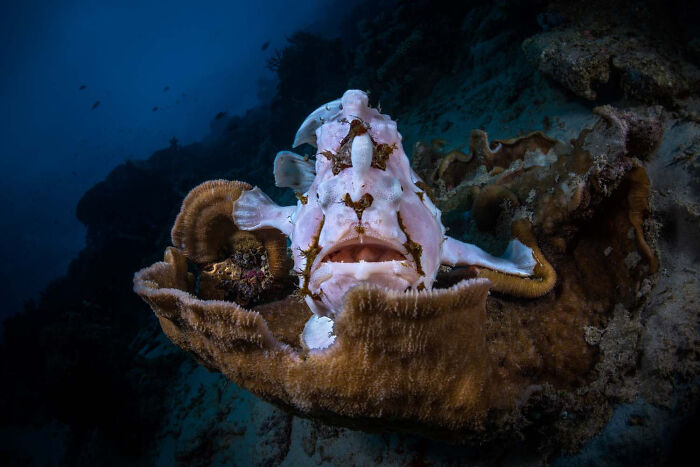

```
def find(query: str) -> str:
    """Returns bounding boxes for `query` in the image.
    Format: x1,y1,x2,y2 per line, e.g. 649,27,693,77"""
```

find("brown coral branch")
253,229,291,280
170,180,290,279
171,180,252,263
470,130,558,171
625,167,659,272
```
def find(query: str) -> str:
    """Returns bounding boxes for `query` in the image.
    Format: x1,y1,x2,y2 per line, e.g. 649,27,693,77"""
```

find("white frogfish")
233,90,536,349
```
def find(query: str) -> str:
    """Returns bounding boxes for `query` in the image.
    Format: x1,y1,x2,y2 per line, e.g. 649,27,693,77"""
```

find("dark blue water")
0,0,342,321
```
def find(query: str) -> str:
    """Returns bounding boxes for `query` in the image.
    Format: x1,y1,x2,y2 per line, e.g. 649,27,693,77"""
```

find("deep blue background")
0,0,343,320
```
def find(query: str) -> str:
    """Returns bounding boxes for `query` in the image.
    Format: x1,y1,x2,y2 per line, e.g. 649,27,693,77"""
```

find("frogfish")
232,90,537,349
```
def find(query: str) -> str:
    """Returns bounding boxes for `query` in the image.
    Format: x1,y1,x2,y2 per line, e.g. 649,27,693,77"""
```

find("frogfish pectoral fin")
232,186,295,237
441,220,556,298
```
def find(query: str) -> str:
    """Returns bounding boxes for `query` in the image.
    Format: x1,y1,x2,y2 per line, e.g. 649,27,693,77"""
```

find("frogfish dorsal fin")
293,98,343,148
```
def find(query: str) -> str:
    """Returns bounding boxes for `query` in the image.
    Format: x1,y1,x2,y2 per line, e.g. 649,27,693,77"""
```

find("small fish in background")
163,85,169,92
261,41,270,51
91,100,100,110
152,106,159,112
215,111,226,120
79,84,86,90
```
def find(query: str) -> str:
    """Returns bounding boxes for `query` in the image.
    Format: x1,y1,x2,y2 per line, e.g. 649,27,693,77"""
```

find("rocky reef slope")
1,0,698,465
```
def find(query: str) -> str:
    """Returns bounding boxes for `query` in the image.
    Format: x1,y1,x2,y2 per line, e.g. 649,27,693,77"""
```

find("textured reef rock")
522,1,700,105
410,104,667,446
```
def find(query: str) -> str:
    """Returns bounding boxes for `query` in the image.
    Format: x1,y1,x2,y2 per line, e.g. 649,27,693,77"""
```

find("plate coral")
134,91,662,441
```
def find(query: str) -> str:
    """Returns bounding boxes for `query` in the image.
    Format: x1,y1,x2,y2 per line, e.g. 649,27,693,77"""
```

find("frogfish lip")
309,235,420,289
319,236,408,264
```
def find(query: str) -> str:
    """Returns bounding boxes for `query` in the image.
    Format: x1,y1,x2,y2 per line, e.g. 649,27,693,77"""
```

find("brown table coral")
134,105,662,445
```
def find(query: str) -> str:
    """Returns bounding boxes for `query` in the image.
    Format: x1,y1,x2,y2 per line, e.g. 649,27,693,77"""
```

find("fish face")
291,90,445,317
308,237,419,316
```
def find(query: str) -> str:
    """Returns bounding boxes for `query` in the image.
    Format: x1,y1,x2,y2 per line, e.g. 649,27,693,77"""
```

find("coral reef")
415,106,662,308
2,0,698,465
477,219,557,298
132,92,666,448
404,100,696,454
134,91,560,437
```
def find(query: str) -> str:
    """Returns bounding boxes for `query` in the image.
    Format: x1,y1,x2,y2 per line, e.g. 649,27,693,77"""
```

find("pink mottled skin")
292,91,443,316
233,90,536,322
